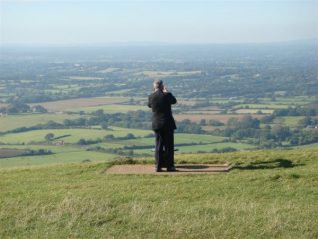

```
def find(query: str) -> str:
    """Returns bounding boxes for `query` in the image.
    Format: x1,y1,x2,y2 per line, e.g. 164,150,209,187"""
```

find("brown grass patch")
0,148,28,158
177,99,198,106
0,103,8,108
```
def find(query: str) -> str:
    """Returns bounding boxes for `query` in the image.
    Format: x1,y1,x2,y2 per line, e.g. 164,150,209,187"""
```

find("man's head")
153,80,164,91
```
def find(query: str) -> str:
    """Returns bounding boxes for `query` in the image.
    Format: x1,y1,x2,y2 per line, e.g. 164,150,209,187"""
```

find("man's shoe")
156,168,163,172
167,166,177,172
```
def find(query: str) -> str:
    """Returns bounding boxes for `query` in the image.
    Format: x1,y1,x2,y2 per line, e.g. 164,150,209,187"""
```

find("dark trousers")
154,128,175,169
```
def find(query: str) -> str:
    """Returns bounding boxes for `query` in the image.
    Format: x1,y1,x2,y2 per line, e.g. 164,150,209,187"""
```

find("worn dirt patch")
106,164,231,175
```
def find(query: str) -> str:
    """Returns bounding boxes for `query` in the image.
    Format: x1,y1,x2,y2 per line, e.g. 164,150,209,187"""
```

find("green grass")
234,104,290,109
176,142,256,153
0,113,81,132
113,134,225,147
274,116,304,127
235,109,274,114
295,142,318,149
259,96,314,105
0,127,152,144
132,142,255,155
0,149,317,238
175,133,225,144
0,145,116,168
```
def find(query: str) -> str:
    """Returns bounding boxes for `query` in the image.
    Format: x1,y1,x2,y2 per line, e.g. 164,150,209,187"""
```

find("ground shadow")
176,165,210,170
233,158,305,170
172,164,230,172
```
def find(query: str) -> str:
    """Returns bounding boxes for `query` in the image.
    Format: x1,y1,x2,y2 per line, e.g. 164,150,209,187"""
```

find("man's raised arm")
163,86,177,105
170,93,177,105
147,95,152,108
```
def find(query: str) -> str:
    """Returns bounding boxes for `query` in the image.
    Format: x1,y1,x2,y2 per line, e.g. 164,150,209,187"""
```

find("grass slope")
0,149,317,238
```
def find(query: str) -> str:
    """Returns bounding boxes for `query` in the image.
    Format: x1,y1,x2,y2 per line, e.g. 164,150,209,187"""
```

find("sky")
1,0,317,45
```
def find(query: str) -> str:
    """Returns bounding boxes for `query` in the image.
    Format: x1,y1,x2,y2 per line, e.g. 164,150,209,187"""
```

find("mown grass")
0,149,317,238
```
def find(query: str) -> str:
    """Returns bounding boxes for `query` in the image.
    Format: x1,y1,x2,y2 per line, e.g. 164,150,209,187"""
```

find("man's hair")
153,80,163,91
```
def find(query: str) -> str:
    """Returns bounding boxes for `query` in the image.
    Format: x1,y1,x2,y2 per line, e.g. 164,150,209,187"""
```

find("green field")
0,113,81,132
113,134,225,147
235,109,274,114
0,127,152,144
0,144,116,168
259,96,314,105
133,142,255,155
0,149,317,238
175,142,255,153
295,142,318,149
0,130,238,167
234,104,290,109
274,116,304,127
69,104,146,113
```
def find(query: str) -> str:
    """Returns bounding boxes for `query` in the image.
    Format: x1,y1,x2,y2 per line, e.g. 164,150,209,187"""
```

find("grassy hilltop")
1,149,317,238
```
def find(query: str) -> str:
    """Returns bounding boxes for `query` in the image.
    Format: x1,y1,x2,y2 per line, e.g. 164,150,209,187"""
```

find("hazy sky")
1,0,317,45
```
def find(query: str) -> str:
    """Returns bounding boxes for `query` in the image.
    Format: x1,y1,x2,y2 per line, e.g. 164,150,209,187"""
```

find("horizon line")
1,38,318,48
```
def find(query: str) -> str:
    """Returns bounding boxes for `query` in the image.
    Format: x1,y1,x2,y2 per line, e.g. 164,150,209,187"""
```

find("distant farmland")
174,113,265,123
0,113,81,132
29,97,131,112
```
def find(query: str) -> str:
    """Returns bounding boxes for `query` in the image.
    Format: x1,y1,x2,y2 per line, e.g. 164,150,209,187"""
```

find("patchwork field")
1,95,316,170
0,126,257,168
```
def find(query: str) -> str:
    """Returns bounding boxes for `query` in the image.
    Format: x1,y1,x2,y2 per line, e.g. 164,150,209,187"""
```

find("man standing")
148,80,177,172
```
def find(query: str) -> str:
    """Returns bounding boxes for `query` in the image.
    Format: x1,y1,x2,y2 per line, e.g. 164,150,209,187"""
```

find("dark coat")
148,90,177,131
